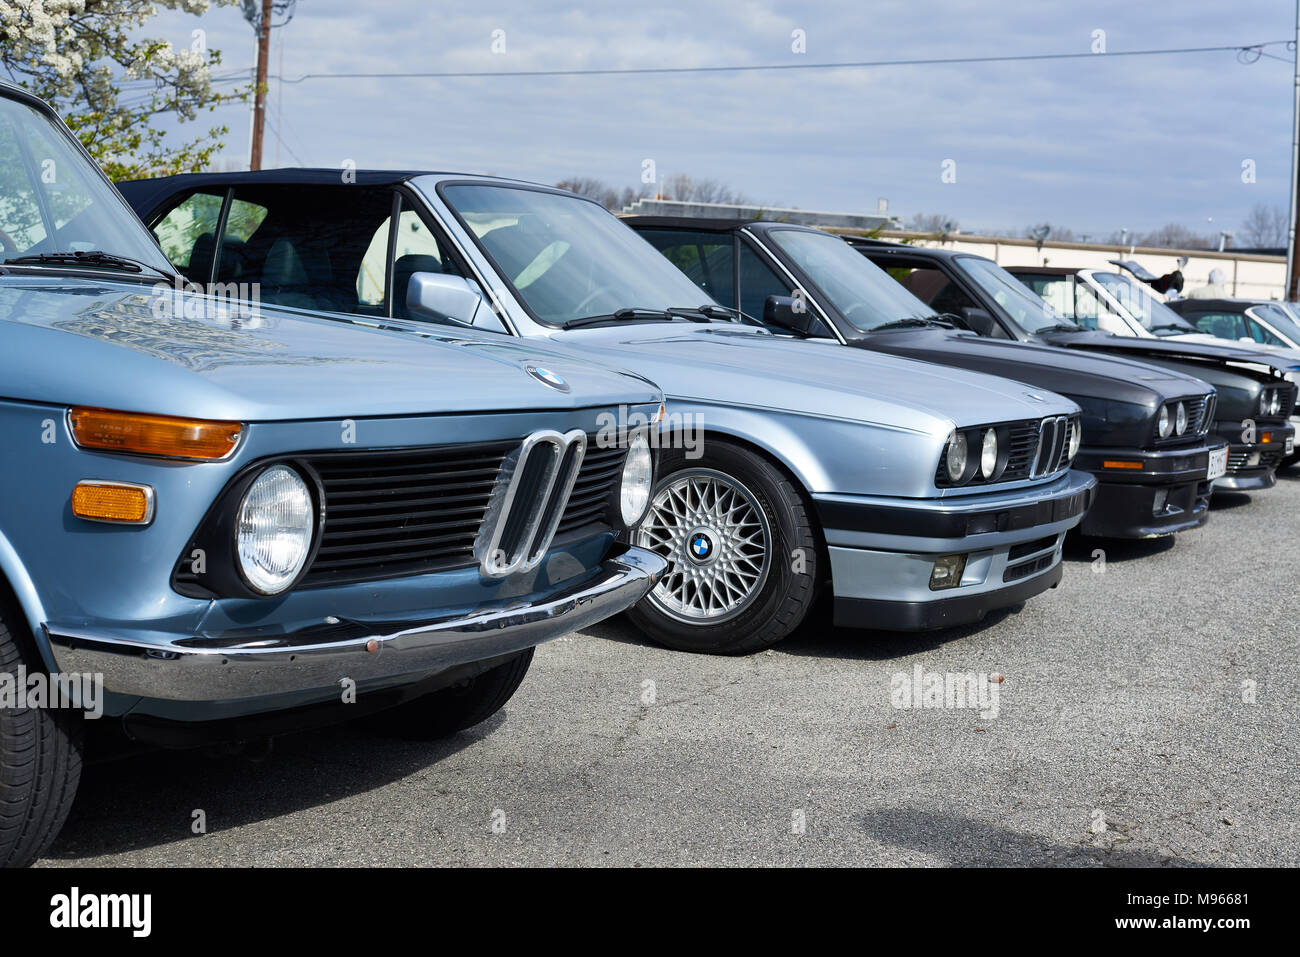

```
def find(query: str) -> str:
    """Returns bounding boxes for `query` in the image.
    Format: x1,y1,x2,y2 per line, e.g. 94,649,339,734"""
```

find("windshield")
765,228,937,331
0,93,172,273
438,182,721,326
1090,272,1198,336
1251,303,1300,345
954,256,1077,333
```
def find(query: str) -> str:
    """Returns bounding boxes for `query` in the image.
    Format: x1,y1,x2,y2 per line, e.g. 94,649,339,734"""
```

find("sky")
138,0,1298,241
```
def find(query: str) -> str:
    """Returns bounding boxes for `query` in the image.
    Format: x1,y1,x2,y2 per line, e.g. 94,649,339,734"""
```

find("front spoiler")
1075,441,1220,537
46,548,665,703
833,562,1063,631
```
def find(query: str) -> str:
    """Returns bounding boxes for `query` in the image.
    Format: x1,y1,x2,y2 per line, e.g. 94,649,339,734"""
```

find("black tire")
628,441,821,654
364,648,534,740
0,598,83,868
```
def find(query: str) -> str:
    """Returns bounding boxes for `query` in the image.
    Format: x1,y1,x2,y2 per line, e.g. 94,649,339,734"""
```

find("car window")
637,229,736,308
737,239,791,324
1016,275,1102,330
950,257,1065,336
1188,310,1250,341
1245,316,1286,346
1249,303,1300,345
440,183,721,326
1090,272,1197,335
150,191,225,283
892,263,977,313
763,228,936,332
387,198,466,321
216,185,393,315
0,95,173,271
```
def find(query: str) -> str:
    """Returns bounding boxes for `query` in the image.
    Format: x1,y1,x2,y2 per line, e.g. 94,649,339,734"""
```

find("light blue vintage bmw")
0,83,666,866
122,170,1100,658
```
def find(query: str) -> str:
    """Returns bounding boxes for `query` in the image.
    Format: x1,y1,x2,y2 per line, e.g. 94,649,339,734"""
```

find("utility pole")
249,0,272,170
1288,0,1300,299
240,0,297,171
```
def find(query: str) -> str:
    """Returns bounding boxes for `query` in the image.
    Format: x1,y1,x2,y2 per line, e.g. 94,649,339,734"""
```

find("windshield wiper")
870,316,942,332
3,250,178,282
559,307,709,330
688,303,765,326
1148,323,1193,335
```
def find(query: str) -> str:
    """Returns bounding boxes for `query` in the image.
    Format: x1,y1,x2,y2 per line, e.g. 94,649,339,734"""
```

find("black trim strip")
816,484,1095,539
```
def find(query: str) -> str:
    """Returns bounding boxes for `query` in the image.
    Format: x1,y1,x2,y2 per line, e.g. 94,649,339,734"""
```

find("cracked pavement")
39,472,1300,866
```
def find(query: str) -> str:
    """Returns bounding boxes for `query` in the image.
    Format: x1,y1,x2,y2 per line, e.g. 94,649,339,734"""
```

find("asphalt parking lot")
41,472,1300,867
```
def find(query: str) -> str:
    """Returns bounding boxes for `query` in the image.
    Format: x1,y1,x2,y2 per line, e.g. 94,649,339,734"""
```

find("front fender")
659,399,941,498
0,526,54,669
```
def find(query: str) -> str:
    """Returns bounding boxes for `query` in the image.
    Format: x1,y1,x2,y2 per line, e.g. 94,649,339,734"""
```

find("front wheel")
0,600,83,868
628,442,821,654
364,648,534,740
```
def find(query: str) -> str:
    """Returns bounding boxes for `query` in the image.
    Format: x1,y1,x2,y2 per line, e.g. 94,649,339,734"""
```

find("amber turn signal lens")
1102,460,1143,470
1260,433,1272,444
71,481,154,525
69,407,241,460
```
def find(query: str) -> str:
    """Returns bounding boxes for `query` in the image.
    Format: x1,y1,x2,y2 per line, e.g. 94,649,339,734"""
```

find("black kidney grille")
299,439,517,587
1180,395,1207,434
1003,420,1041,480
558,439,627,535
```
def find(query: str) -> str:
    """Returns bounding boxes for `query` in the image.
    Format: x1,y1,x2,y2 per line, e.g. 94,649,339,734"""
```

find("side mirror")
406,272,482,326
763,295,822,336
961,306,996,337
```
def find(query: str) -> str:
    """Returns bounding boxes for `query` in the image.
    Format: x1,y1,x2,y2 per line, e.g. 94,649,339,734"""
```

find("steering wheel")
843,303,874,325
573,284,616,315
0,229,17,256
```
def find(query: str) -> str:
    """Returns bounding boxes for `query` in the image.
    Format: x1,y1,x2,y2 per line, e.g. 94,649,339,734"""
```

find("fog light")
929,554,968,591
71,480,154,524
1152,489,1169,515
1246,451,1261,467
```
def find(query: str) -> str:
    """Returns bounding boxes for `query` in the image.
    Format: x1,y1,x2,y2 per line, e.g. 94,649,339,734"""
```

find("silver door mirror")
406,272,482,325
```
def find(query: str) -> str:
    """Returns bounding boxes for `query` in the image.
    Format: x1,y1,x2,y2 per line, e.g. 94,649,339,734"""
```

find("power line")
270,40,1294,84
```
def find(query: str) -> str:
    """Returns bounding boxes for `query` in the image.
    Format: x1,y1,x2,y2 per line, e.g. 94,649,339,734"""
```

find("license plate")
1207,446,1228,481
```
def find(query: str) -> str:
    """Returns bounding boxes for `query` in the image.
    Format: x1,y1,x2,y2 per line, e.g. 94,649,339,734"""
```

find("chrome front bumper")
46,548,665,702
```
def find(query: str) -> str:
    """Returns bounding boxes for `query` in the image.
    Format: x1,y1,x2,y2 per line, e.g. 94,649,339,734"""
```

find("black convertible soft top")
115,168,433,215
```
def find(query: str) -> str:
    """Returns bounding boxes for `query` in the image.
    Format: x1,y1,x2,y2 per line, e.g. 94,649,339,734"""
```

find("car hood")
1043,329,1300,377
1162,331,1300,361
0,277,660,420
552,323,1078,429
855,328,1212,405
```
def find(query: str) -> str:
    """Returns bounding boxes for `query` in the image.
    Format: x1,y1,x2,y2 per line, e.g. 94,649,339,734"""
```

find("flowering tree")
0,1,248,180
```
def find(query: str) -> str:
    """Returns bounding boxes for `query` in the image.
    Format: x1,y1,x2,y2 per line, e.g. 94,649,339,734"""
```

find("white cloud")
134,0,1296,238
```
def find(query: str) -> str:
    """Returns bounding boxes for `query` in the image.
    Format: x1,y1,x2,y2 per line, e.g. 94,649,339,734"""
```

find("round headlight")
619,430,653,526
1068,420,1082,460
1175,402,1188,435
980,428,998,478
945,431,968,483
236,465,314,595
1157,405,1172,438
1260,390,1273,415
1271,390,1282,415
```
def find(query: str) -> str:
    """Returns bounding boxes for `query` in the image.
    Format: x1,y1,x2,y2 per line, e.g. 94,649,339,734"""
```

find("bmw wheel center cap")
688,529,715,563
